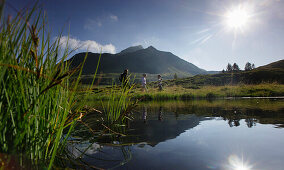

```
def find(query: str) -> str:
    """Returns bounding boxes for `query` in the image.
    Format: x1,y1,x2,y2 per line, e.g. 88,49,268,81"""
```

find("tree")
232,63,240,72
226,63,232,72
252,64,255,69
244,62,252,71
222,69,225,73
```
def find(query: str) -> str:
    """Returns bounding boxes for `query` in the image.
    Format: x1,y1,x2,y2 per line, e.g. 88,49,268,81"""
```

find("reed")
101,78,137,123
0,2,86,169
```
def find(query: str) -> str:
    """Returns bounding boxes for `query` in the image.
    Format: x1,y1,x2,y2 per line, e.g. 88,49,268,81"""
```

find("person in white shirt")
141,73,147,92
157,74,163,91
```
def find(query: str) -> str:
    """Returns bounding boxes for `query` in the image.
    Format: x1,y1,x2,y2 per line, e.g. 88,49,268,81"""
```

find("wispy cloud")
84,14,118,30
110,15,118,21
84,18,102,30
59,36,116,54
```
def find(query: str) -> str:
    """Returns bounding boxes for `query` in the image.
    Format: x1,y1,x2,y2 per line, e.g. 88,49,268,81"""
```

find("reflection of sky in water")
112,119,284,170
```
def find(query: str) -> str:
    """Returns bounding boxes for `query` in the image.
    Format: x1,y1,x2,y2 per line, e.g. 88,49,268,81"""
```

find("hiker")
141,73,147,92
119,69,129,87
157,74,163,91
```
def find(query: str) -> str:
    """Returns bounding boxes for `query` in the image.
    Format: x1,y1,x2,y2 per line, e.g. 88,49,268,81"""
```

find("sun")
224,5,251,31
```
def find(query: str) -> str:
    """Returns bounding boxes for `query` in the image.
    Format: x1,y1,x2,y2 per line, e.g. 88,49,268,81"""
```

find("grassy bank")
133,83,284,100
139,99,284,112
84,83,284,101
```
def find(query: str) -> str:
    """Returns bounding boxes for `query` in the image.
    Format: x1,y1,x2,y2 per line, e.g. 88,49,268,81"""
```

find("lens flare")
224,154,253,170
223,4,253,32
226,8,249,29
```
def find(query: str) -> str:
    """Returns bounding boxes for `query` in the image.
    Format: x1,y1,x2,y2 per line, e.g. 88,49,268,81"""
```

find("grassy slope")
163,59,284,86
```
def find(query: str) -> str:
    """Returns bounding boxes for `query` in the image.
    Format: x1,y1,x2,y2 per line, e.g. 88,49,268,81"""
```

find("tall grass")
0,3,85,169
101,78,137,124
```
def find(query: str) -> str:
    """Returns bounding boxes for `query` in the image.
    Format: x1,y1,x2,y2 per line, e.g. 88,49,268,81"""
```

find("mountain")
118,45,144,55
68,45,207,76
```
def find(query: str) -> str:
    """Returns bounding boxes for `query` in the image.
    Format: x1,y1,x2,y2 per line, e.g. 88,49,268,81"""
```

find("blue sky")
5,0,284,71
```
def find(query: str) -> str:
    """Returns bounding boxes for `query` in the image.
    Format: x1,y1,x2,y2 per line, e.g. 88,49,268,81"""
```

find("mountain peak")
146,46,157,50
119,45,144,54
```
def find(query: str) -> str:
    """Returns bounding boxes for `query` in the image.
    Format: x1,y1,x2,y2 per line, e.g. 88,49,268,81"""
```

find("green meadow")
83,83,284,102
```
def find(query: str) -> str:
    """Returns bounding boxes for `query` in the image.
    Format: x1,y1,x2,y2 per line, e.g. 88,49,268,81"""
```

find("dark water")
69,99,284,170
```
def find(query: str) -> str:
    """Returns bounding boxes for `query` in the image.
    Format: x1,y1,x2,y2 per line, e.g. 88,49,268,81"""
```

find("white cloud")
58,36,116,54
110,15,118,21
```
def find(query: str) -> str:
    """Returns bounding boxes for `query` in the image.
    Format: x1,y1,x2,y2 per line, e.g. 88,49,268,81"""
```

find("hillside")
68,45,207,76
256,59,284,70
163,59,284,87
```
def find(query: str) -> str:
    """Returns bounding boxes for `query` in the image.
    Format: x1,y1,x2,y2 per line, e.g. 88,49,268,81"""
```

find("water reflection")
69,99,284,169
224,154,253,170
158,106,163,121
142,105,147,123
245,118,257,128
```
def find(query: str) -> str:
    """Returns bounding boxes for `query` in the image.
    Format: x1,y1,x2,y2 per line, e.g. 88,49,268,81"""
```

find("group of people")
119,69,163,92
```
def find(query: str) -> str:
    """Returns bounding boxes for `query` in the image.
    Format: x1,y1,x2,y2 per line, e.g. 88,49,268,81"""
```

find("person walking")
119,69,129,88
141,73,147,92
157,74,163,91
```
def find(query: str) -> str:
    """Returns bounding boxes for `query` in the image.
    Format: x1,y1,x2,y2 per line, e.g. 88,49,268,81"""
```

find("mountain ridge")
68,45,208,75
118,45,144,55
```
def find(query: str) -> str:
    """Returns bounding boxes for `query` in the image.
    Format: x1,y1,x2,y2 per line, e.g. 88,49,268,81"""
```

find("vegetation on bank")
83,83,284,101
140,99,284,112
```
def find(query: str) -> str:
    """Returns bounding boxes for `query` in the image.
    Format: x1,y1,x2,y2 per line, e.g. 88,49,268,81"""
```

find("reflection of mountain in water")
203,107,284,128
76,99,284,147
123,109,212,147
121,103,284,147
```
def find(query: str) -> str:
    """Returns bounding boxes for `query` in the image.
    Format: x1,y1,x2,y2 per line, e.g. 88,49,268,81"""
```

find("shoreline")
82,84,284,102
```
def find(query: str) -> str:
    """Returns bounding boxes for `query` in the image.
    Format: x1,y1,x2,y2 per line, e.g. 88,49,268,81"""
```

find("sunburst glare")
191,3,257,46
224,4,253,32
226,8,249,29
224,154,254,170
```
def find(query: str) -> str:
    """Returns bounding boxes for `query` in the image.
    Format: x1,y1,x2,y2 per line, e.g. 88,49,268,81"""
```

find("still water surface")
70,99,284,170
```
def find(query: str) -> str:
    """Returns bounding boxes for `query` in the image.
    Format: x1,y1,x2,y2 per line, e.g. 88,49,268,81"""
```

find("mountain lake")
67,98,284,170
